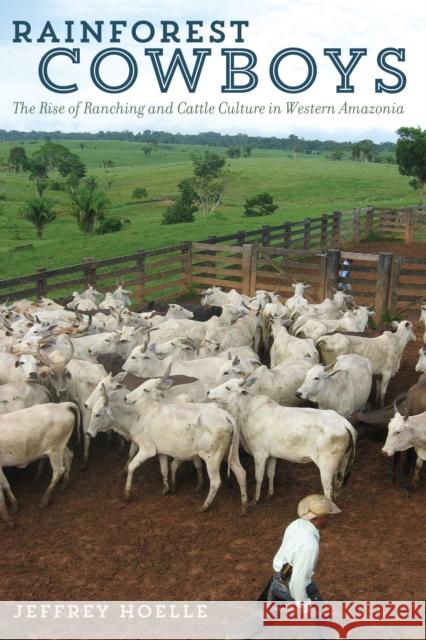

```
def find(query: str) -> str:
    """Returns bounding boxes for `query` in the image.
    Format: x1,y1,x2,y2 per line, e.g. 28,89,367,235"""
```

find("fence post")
262,225,271,246
375,253,393,321
319,253,328,299
181,241,192,295
332,211,342,245
352,208,361,243
389,254,402,315
242,244,257,296
283,221,292,248
236,230,246,246
135,250,146,304
35,267,48,299
320,214,328,248
365,207,374,238
404,209,414,244
324,249,341,297
303,218,311,249
82,257,97,286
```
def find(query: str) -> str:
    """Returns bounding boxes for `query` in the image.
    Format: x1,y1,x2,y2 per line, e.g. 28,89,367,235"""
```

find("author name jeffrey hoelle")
11,602,207,619
12,100,404,118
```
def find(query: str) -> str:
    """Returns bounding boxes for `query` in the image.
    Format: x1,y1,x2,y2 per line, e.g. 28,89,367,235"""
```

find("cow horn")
63,336,75,365
101,383,109,405
37,341,54,367
323,360,336,371
141,333,151,353
162,361,173,380
2,318,13,331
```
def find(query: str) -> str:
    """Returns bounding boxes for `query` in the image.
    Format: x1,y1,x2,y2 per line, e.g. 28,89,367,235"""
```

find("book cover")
0,1,425,639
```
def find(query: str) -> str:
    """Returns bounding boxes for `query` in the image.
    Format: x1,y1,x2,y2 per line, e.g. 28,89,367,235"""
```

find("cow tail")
67,402,82,445
335,423,357,492
226,415,240,478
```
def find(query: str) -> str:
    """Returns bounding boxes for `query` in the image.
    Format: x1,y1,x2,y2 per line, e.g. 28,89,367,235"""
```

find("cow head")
296,363,343,401
207,376,256,405
37,339,74,399
14,354,38,380
415,347,426,373
382,408,414,456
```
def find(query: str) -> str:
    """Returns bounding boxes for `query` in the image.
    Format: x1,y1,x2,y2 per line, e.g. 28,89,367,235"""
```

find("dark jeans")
266,572,323,601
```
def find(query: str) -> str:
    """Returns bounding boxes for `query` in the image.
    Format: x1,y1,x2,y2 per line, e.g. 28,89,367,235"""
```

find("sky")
0,0,425,142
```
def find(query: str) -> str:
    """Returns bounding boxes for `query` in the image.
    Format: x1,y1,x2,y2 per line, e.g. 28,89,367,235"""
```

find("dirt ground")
1,239,426,602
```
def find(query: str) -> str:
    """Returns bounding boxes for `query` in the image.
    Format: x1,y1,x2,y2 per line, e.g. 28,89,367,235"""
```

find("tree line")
0,129,395,155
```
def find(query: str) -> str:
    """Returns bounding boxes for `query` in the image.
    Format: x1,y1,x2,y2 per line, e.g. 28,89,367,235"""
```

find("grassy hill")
0,139,417,279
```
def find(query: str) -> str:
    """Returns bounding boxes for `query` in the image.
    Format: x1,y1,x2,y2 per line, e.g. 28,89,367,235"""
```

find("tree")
22,197,56,238
8,146,28,172
192,151,226,179
162,179,198,225
396,127,426,205
351,143,361,161
242,145,253,158
226,146,241,158
28,158,49,196
243,193,278,217
70,179,109,234
143,145,153,157
132,187,148,201
189,152,227,217
331,150,344,161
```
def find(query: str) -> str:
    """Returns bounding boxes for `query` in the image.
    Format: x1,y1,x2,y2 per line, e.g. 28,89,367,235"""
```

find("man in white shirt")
267,494,341,601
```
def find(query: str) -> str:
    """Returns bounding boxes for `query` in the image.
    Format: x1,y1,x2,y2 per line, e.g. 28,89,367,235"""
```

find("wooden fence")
0,205,425,319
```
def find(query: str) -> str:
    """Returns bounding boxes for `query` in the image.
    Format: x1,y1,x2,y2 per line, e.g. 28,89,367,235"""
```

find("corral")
1,214,426,603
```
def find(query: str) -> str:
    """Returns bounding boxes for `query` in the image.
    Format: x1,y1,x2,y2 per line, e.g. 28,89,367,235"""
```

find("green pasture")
0,139,417,279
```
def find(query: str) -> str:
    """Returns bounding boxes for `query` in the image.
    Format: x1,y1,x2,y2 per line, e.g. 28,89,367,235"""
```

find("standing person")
266,494,342,601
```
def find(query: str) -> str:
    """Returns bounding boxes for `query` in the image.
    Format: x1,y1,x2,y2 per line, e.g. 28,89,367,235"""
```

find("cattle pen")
1,205,426,322
1,205,426,606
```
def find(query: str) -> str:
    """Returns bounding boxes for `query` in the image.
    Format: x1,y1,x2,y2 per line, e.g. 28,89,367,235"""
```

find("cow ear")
157,377,174,390
14,360,20,368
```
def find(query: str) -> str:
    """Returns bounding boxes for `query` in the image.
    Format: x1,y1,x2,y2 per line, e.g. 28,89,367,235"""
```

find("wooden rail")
0,205,425,319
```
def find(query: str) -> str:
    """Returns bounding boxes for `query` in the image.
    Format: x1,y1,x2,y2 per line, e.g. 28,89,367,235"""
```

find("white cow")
294,307,373,340
296,354,373,418
207,378,357,501
242,357,317,406
87,381,248,513
0,353,38,383
316,320,416,406
415,347,426,373
382,408,426,487
270,320,318,367
0,382,51,415
0,402,79,526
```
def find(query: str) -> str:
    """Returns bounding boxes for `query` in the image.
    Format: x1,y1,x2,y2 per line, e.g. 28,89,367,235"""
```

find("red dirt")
1,239,426,602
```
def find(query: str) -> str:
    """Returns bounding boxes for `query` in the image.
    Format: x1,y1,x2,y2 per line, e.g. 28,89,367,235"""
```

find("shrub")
243,192,278,217
132,187,148,200
162,179,198,225
96,217,124,234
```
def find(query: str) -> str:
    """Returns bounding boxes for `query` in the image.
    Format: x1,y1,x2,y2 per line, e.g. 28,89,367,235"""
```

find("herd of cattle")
0,281,425,527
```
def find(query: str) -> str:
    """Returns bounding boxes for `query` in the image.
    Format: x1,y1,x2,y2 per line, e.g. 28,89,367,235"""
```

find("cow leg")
199,454,223,512
124,445,155,502
318,460,335,500
0,467,18,516
78,434,91,470
33,458,46,484
39,450,66,508
229,453,248,515
0,486,12,528
411,456,424,489
378,373,391,408
159,454,171,494
253,454,268,504
61,447,74,490
170,458,183,494
266,458,277,498
193,456,204,492
119,442,138,476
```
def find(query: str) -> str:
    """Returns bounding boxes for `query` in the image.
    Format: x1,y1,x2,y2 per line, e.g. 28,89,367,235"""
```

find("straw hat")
297,494,342,520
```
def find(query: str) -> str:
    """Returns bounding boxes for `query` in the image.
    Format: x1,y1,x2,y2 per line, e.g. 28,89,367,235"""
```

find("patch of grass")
0,139,417,279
